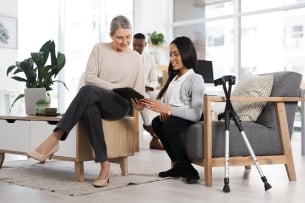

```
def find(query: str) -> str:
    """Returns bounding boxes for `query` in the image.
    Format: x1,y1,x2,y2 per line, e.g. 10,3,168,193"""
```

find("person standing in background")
133,33,164,150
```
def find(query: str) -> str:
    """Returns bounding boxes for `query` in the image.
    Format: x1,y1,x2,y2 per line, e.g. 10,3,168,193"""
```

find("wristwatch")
167,109,172,116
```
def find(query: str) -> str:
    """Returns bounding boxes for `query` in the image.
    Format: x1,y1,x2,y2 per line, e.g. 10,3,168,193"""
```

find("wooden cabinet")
0,119,30,152
29,120,77,158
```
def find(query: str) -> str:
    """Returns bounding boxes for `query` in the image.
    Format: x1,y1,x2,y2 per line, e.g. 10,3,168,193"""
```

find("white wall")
0,0,18,90
0,0,18,114
134,0,171,43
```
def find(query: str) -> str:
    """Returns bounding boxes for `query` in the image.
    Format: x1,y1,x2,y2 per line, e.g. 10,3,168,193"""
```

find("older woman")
27,15,144,187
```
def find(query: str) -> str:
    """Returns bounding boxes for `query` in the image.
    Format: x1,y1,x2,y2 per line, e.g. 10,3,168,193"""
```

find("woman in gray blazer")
142,36,205,184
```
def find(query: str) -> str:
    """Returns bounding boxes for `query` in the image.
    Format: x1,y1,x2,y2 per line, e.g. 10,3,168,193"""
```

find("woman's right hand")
131,98,144,111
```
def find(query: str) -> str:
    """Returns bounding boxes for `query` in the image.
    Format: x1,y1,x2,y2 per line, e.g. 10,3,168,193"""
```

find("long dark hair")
157,36,198,99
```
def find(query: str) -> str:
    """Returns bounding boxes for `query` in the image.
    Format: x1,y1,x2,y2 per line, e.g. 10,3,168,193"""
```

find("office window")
241,8,305,77
205,19,234,79
174,24,206,59
242,0,305,12
59,0,133,111
173,0,205,21
173,0,305,82
207,34,224,47
205,1,233,18
291,25,303,38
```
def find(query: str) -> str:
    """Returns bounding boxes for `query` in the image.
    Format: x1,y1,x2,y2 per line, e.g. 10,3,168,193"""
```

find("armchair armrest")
205,96,304,103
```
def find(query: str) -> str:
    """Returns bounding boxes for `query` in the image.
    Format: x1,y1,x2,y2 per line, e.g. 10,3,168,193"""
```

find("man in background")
133,33,163,150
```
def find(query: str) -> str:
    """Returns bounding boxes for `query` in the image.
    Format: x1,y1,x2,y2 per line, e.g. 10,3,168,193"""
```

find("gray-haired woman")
27,15,144,187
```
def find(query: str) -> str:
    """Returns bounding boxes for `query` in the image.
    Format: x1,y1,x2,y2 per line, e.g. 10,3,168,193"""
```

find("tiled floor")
0,131,304,203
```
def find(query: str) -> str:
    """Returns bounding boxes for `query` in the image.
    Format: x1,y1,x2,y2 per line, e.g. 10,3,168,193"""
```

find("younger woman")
142,36,205,184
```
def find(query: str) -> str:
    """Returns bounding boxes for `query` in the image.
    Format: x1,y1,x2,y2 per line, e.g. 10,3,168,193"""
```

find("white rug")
0,159,165,196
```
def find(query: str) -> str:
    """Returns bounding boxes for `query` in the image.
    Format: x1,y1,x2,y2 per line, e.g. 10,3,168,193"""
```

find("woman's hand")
142,98,171,122
131,98,144,111
159,112,170,122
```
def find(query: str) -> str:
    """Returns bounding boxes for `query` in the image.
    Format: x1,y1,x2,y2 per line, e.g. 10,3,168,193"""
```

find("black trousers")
55,85,131,162
152,115,194,163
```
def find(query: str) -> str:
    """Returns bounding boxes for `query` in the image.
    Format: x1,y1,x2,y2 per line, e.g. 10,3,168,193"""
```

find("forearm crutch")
214,75,272,193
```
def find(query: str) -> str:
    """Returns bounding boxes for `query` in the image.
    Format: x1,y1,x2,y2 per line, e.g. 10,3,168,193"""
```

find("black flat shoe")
159,167,181,178
182,163,200,184
185,176,200,184
158,162,184,178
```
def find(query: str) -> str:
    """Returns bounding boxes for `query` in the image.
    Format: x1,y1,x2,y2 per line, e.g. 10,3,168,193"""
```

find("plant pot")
35,104,49,114
24,88,46,115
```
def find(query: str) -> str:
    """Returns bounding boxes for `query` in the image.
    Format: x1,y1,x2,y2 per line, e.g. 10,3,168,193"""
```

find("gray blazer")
170,72,205,122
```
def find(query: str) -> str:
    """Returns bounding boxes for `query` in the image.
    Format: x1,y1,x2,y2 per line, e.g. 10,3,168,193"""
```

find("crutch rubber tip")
264,182,272,191
222,184,230,193
261,176,272,191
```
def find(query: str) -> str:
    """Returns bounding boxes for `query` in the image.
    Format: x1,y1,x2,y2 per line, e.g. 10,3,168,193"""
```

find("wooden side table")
0,114,136,181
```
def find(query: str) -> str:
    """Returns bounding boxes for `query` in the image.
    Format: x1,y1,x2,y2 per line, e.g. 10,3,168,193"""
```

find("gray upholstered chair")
180,71,302,187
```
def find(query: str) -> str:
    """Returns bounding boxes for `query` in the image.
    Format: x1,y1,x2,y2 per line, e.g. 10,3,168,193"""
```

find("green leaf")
7,65,17,75
9,93,25,111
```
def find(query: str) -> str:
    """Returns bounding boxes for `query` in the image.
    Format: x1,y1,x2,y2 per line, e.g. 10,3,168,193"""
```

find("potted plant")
148,31,165,46
6,40,68,115
35,98,50,114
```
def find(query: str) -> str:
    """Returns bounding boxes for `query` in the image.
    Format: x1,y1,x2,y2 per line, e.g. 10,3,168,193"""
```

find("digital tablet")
113,87,144,100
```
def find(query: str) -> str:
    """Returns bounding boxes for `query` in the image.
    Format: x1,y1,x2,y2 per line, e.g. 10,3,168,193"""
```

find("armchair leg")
204,167,213,187
0,152,4,169
119,157,128,176
245,165,251,169
275,102,296,181
109,157,128,176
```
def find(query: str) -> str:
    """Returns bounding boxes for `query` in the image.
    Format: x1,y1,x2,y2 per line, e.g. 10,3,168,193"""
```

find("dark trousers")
55,85,131,162
152,115,194,163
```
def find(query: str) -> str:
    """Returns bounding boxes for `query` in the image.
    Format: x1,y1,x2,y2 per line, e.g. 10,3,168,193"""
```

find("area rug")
0,159,165,196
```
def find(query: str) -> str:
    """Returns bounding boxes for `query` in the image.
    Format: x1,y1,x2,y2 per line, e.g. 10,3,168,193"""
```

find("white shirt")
164,69,194,107
141,51,158,89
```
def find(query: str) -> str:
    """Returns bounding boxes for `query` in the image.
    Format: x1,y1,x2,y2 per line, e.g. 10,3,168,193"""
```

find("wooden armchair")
180,71,303,187
74,110,139,181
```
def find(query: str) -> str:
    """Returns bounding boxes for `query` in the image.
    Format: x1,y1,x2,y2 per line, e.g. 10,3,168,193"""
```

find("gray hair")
110,15,132,36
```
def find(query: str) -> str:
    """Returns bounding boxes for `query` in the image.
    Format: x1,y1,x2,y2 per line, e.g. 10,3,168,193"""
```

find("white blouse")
164,69,194,107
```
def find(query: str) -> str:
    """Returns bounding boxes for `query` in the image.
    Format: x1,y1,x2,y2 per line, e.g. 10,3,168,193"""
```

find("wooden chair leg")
109,157,128,176
119,157,128,176
276,102,297,181
0,152,5,169
245,165,251,169
204,166,213,187
75,161,85,182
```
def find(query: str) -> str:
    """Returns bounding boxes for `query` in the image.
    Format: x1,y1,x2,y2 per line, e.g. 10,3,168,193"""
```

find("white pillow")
231,73,273,121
